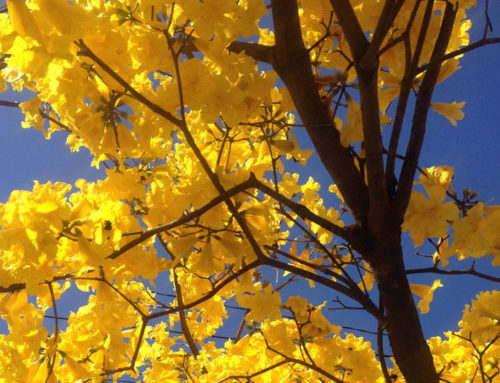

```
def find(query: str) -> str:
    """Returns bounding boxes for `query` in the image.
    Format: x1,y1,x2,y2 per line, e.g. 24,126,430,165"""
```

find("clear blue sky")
0,0,499,352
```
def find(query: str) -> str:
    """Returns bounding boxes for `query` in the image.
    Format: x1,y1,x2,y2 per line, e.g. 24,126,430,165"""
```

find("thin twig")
0,100,20,108
45,282,59,383
173,268,200,355
406,266,500,283
377,295,391,383
417,37,500,75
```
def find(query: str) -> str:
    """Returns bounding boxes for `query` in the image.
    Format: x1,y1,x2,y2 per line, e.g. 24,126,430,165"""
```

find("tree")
0,0,499,381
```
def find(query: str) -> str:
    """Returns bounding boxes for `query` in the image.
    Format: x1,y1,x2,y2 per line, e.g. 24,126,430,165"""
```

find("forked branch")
271,0,369,224
395,2,457,221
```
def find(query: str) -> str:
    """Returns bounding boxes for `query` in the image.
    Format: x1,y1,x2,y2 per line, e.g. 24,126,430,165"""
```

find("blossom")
410,280,443,314
431,101,465,126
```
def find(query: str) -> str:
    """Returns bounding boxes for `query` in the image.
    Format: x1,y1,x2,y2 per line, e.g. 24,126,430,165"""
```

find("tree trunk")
370,221,439,383
269,2,442,381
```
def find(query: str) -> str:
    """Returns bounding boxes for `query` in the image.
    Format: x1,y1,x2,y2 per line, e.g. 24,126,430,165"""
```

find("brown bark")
370,220,439,382
223,1,492,382
395,2,457,221
270,0,368,225
270,1,444,382
386,0,435,189
346,1,440,378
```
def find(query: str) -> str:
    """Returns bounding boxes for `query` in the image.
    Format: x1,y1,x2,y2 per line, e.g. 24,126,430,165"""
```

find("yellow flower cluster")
0,0,496,381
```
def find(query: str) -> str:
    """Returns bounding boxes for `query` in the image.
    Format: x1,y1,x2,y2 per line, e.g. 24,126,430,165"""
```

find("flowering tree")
1,0,499,382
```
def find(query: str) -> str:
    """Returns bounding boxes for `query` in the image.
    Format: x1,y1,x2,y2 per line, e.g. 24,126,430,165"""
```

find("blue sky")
0,0,499,355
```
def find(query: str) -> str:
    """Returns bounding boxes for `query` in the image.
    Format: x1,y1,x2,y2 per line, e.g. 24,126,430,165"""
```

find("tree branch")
102,318,148,375
271,0,368,225
378,327,392,382
263,337,344,383
251,176,366,252
395,2,457,222
148,260,262,320
0,271,87,293
329,0,368,61
0,282,27,293
0,100,20,108
406,266,500,283
262,256,384,322
75,40,182,128
276,208,359,288
163,30,269,265
227,41,273,64
370,0,405,51
377,295,391,383
358,60,388,230
108,171,366,262
216,360,290,383
263,244,350,286
46,282,59,383
75,275,148,316
171,34,274,65
107,176,257,259
417,37,500,74
386,0,433,194
173,269,200,356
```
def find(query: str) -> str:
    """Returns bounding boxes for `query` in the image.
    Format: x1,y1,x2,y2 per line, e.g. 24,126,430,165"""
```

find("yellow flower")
340,98,363,146
410,279,443,314
32,0,96,38
189,241,224,277
403,187,459,247
445,202,488,261
0,77,7,93
236,284,282,323
6,0,44,44
418,166,454,192
60,352,91,380
19,96,46,136
431,101,465,126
